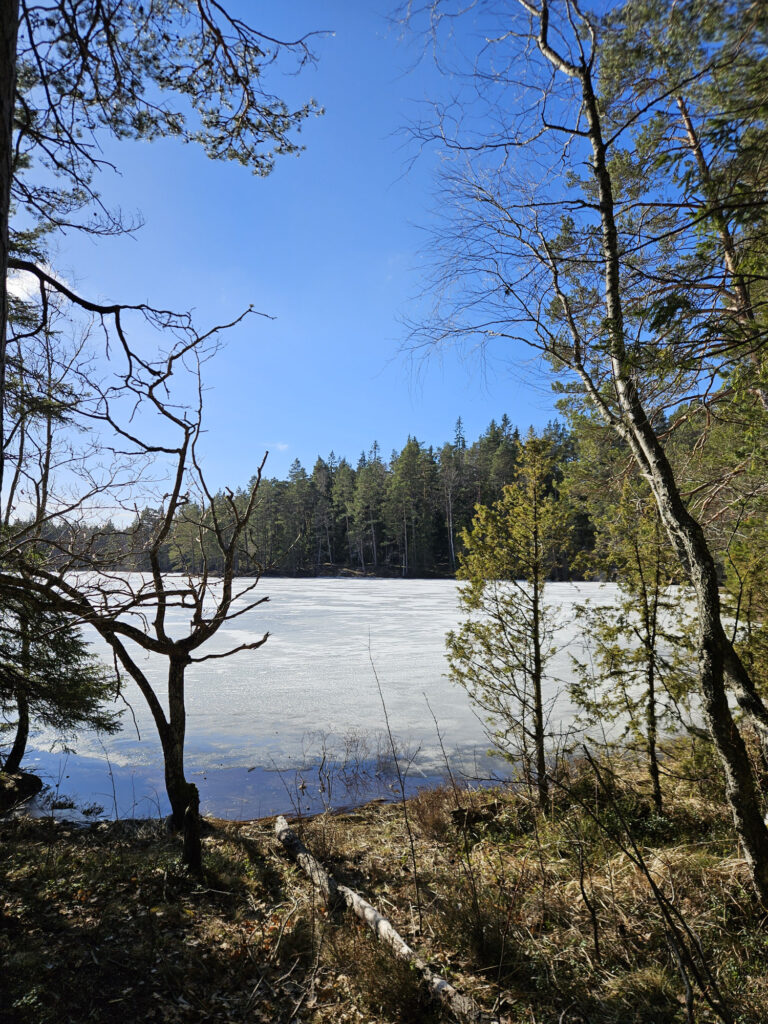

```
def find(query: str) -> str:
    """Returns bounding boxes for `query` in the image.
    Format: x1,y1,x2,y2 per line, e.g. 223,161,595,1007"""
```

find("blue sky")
52,0,559,486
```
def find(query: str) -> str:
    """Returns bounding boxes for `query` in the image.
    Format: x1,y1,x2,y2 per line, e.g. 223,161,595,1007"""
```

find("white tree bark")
275,815,495,1024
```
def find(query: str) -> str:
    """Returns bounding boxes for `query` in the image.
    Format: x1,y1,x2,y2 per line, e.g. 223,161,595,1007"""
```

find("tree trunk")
643,553,663,815
275,816,494,1023
5,617,31,774
531,519,548,811
402,508,408,576
3,688,29,774
446,492,456,570
163,654,198,833
646,656,662,814
574,57,768,902
370,515,377,568
621,398,768,898
103,635,200,861
0,0,20,502
183,784,202,875
344,513,352,565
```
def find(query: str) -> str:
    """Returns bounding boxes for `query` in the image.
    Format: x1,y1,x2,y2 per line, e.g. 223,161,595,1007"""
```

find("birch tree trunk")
274,816,494,1023
570,38,768,902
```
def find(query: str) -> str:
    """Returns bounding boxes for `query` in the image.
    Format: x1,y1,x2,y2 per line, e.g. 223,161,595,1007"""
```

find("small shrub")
410,785,453,839
300,811,344,864
435,872,521,985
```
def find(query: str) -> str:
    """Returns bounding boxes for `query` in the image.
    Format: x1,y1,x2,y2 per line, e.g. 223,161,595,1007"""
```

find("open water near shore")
20,578,622,821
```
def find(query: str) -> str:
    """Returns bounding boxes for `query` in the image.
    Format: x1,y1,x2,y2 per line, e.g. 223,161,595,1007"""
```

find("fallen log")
274,815,496,1024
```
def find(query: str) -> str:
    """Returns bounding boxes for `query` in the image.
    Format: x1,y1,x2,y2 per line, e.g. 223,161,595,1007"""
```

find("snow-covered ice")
23,578,622,818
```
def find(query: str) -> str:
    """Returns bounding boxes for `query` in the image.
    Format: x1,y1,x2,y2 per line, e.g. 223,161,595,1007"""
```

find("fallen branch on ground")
274,815,496,1024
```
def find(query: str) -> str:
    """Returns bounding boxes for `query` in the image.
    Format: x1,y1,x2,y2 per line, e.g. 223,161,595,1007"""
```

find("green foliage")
81,415,569,578
657,395,768,706
385,438,438,574
722,512,768,700
595,0,768,413
446,431,569,806
13,1,323,247
564,416,698,810
0,591,120,770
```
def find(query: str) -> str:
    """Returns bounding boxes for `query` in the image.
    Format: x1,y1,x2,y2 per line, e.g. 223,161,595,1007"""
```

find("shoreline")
8,745,495,825
5,741,766,1024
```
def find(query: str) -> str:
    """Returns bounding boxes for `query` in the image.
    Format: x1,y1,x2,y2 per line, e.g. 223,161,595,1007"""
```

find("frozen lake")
22,578,619,820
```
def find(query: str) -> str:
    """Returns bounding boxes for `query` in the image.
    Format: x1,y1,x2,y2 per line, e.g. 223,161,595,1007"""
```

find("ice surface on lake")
24,578,623,817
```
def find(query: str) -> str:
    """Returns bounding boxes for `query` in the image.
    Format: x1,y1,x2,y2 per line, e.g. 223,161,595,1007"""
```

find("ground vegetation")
3,743,768,1023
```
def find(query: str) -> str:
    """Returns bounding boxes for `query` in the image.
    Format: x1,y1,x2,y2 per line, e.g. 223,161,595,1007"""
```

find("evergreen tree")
438,440,468,571
454,416,466,451
446,431,566,809
353,443,387,569
283,460,315,572
311,457,335,568
570,479,696,813
0,593,120,775
332,459,358,568
386,438,438,575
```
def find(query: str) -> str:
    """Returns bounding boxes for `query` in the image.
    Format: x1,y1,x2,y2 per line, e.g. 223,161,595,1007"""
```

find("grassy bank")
2,743,768,1023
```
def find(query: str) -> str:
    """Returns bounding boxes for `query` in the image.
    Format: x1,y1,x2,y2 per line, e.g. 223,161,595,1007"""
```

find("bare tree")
1,270,272,867
0,1,324,866
401,0,768,901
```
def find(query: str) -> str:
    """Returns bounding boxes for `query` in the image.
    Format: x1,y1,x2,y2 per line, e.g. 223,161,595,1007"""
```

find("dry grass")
2,742,768,1023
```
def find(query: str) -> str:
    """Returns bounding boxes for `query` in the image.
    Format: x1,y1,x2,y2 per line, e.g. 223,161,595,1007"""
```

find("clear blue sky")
54,0,559,486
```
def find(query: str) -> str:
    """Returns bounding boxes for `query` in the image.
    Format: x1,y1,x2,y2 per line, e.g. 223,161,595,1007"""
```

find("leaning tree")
402,0,768,901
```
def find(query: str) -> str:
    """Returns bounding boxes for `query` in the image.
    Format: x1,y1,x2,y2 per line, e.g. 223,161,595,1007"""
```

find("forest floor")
2,741,768,1024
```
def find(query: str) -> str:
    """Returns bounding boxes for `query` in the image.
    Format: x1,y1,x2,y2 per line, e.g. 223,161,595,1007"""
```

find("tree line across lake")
44,401,763,597
83,415,577,578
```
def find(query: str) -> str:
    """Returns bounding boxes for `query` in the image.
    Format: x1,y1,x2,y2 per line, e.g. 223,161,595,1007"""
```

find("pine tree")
0,593,120,775
332,459,358,568
570,480,696,813
353,444,387,569
386,438,437,575
446,431,566,810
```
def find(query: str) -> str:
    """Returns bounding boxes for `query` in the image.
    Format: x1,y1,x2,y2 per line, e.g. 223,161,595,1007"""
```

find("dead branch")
274,815,496,1024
